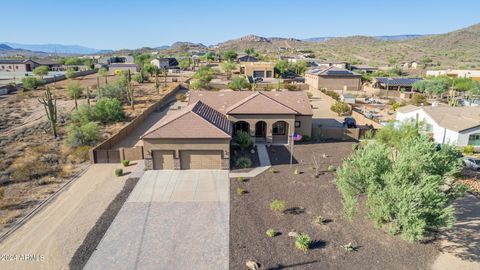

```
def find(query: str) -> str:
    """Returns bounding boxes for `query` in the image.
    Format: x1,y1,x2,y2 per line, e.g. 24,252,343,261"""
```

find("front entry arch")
272,121,289,145
255,121,267,139
233,121,250,136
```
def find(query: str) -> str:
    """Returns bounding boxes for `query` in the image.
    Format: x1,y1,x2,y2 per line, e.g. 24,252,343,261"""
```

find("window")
295,121,301,128
272,121,286,135
266,71,272,77
468,134,480,146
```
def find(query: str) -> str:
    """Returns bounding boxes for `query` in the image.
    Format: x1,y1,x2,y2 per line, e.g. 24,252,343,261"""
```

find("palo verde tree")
222,50,238,62
221,61,238,80
66,81,84,110
336,123,466,241
228,76,250,90
38,87,58,138
33,65,49,78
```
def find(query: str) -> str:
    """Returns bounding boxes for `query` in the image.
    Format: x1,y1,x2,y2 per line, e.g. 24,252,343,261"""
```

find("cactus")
86,86,91,105
125,70,135,110
38,87,58,138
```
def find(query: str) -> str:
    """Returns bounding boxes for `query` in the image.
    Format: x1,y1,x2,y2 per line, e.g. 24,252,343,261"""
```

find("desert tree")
66,81,84,110
228,76,250,90
33,66,49,79
125,70,135,110
98,67,108,85
221,61,237,80
222,50,238,62
38,87,58,138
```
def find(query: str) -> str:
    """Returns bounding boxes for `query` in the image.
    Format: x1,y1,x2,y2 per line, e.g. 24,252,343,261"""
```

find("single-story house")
108,63,139,74
150,57,179,69
351,64,378,73
0,59,59,72
426,69,480,81
305,66,361,91
396,104,480,147
314,61,350,70
373,77,422,91
141,90,313,170
237,54,258,62
98,55,134,65
240,61,275,78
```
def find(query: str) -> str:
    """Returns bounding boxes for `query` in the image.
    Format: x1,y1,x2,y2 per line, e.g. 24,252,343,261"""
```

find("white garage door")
180,150,222,170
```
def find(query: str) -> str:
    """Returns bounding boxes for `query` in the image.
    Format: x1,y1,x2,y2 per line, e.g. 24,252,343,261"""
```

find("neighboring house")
351,64,378,73
426,69,480,81
150,57,179,69
108,63,138,74
373,77,422,91
396,105,480,147
237,54,258,62
0,59,59,72
305,66,361,91
240,61,275,78
314,61,350,70
99,55,135,65
402,61,418,69
141,90,313,170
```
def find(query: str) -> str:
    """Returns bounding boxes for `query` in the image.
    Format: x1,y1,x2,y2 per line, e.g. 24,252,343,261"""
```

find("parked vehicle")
342,117,357,128
253,77,263,83
464,157,480,170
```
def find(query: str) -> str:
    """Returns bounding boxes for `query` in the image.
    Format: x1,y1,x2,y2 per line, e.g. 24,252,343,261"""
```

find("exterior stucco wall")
294,115,312,137
458,127,480,147
142,138,230,170
305,74,361,91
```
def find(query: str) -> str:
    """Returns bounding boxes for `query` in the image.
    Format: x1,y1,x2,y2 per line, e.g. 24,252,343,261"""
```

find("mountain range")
0,42,112,55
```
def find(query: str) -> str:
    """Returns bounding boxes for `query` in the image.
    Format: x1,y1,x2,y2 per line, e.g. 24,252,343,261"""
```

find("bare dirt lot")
230,142,440,270
0,72,183,235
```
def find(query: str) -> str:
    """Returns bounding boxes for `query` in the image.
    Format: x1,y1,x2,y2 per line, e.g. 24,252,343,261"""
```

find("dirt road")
0,163,134,270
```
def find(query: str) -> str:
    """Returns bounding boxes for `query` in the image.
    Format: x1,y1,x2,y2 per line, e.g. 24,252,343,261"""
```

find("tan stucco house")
240,61,275,78
141,90,313,170
305,66,361,91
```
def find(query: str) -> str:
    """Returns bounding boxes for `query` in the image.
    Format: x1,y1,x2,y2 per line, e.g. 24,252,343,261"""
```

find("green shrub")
294,169,301,175
269,199,285,213
96,84,123,99
462,145,474,155
21,77,45,90
330,101,349,116
176,93,187,102
325,90,340,101
327,165,335,172
68,146,91,163
115,168,123,177
122,160,130,167
234,131,251,149
268,167,278,173
295,233,311,252
71,105,96,123
266,229,276,237
341,242,354,252
236,187,246,195
301,135,310,142
314,215,325,225
11,160,53,182
235,157,252,168
66,122,100,147
94,98,125,123
228,76,251,90
236,176,246,182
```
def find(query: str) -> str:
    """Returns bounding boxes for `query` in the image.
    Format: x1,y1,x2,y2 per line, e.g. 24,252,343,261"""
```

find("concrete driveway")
84,170,229,270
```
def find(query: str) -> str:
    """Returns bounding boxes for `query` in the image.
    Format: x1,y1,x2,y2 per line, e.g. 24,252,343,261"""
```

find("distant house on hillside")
240,61,275,78
351,64,378,74
150,58,179,69
396,105,480,147
314,61,351,70
0,59,60,72
426,69,480,81
402,61,418,69
305,66,361,91
373,77,422,91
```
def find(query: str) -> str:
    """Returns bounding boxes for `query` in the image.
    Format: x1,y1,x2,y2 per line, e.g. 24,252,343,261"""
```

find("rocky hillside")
217,35,308,51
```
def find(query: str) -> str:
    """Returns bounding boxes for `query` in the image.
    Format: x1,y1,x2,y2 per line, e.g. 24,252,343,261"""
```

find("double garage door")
152,150,222,170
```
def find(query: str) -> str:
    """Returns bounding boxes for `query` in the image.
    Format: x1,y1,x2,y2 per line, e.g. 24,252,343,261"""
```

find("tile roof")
188,90,313,115
306,66,359,77
375,77,422,87
398,105,480,132
142,101,232,139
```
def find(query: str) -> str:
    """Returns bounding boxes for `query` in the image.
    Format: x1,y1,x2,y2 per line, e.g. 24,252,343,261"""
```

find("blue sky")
1,0,479,50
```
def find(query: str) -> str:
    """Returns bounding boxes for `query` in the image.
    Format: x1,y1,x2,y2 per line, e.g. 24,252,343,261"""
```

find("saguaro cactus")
38,87,58,138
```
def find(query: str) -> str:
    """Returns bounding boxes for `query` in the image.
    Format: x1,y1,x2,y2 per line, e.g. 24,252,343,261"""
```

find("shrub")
94,98,125,123
122,160,130,167
325,90,340,101
301,135,310,142
96,84,124,100
21,77,45,90
176,93,187,102
236,176,246,182
269,199,285,213
462,145,474,155
294,169,301,175
233,131,251,149
269,168,278,173
115,168,123,177
266,229,276,237
307,92,313,99
235,157,252,169
66,81,84,99
327,165,335,172
236,187,246,195
132,71,149,83
410,93,427,106
330,101,349,116
341,242,354,252
11,160,53,182
190,79,205,90
228,76,251,90
66,122,100,147
314,215,325,225
71,105,96,123
295,233,311,252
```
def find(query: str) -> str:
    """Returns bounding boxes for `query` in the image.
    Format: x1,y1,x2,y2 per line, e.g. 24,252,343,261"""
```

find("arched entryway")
255,121,267,141
233,121,250,135
272,121,289,145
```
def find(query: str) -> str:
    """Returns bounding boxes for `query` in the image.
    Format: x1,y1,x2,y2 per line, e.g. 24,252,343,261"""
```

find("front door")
255,121,266,138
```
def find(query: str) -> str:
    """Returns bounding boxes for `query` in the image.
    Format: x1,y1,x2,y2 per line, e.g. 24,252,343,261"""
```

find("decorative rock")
246,260,259,270
288,231,299,238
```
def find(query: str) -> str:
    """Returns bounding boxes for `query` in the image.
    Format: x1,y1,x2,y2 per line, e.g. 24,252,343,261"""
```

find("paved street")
85,170,230,270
